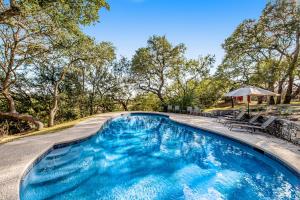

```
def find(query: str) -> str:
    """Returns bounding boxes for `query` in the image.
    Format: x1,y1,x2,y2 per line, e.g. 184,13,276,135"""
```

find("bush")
0,117,32,136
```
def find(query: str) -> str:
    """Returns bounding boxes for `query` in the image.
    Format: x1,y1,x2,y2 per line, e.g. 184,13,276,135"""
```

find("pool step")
22,166,97,200
36,150,81,172
29,166,81,186
45,146,82,160
45,146,72,160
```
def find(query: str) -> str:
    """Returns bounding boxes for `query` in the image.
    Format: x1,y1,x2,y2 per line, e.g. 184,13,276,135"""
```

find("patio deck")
0,112,299,200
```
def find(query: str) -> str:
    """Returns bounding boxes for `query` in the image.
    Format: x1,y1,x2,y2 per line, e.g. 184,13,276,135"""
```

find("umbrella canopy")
224,86,279,97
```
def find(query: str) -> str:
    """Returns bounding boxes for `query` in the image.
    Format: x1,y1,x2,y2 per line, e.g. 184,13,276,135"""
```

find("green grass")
204,101,300,112
290,101,300,105
204,101,264,112
0,115,98,144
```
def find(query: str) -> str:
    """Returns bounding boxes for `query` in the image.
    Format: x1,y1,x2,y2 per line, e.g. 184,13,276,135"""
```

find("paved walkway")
0,112,299,200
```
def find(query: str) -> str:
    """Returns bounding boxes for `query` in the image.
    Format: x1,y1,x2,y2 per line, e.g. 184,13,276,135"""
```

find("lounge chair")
167,105,173,112
217,111,246,124
229,116,276,133
174,105,180,113
187,106,192,114
226,113,262,127
192,107,200,115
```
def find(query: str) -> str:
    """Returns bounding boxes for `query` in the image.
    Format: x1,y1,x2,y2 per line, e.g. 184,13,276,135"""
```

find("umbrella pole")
247,95,250,115
248,101,250,114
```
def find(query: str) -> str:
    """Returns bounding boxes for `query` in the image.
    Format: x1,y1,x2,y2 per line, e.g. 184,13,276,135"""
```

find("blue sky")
83,0,267,68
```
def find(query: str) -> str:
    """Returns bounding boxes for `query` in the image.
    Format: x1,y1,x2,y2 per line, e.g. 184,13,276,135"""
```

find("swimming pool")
20,113,300,199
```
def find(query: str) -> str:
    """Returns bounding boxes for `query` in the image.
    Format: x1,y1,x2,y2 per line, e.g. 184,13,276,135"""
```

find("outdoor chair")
187,106,193,114
229,116,276,133
192,107,201,115
167,105,173,112
217,111,246,124
174,105,180,113
225,113,262,127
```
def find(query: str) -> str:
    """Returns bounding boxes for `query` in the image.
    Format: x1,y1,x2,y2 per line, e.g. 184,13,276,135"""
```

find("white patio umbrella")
224,86,279,114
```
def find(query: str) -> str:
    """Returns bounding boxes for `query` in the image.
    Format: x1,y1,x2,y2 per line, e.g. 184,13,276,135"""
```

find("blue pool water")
20,114,300,200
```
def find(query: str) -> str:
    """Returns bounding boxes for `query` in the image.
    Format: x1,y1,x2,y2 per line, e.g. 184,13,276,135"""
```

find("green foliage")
111,57,135,111
131,35,218,109
168,55,215,108
1,0,109,27
218,0,300,104
132,35,186,105
0,0,111,130
0,118,31,135
195,78,225,107
130,93,161,111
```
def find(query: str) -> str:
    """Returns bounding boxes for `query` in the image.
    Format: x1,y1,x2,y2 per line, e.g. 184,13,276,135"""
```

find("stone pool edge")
17,111,300,199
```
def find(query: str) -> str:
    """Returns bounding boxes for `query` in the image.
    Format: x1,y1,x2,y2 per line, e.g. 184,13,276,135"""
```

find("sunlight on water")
20,114,300,200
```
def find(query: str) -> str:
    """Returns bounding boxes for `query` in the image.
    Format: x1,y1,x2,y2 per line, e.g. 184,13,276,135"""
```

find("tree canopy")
217,0,300,104
1,0,300,135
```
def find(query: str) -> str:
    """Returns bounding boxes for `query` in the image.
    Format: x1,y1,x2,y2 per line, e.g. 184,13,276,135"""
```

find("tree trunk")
157,91,165,106
292,85,300,99
284,28,300,104
89,93,94,115
121,102,128,111
0,111,43,130
269,96,275,105
276,81,284,104
2,88,17,113
48,83,59,127
266,83,276,105
276,95,282,105
158,95,167,111
257,96,264,104
48,109,57,127
283,75,294,104
1,74,43,130
79,67,86,117
1,87,43,130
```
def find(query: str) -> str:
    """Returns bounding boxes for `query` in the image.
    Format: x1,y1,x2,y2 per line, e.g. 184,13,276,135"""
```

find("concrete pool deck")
0,112,299,200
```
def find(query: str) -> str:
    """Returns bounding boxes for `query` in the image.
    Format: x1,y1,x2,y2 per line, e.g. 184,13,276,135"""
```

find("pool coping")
0,111,299,199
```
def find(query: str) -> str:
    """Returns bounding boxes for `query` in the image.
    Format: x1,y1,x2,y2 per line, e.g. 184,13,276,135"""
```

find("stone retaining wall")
266,118,300,145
